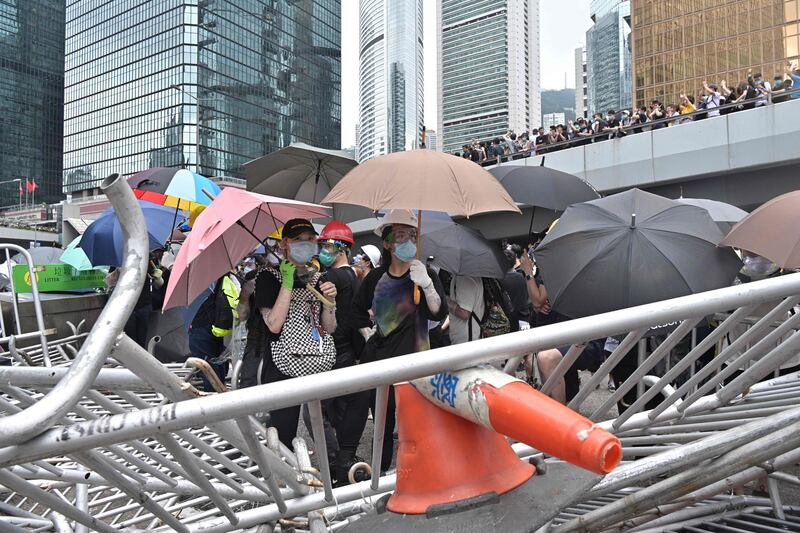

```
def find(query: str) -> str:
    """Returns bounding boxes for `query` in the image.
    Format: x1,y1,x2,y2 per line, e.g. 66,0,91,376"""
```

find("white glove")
409,260,432,289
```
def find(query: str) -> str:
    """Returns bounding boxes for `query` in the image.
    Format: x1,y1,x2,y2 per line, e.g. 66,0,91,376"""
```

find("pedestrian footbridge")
467,99,800,240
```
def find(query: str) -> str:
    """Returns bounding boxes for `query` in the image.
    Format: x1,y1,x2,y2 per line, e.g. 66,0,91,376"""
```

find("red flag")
27,179,37,193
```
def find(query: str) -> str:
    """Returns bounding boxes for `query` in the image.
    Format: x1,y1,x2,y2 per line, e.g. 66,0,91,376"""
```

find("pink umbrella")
163,188,329,310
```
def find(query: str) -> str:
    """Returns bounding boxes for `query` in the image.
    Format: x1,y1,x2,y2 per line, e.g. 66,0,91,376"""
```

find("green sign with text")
12,264,106,293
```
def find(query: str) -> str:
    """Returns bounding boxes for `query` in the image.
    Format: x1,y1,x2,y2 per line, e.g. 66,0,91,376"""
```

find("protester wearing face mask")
354,244,381,281
249,219,338,447
352,209,448,473
311,221,371,485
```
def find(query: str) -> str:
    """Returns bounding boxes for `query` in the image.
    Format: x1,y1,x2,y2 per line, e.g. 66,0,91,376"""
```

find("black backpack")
466,278,518,341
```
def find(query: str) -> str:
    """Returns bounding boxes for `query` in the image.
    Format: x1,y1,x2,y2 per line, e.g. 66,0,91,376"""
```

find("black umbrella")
420,223,506,279
489,163,600,237
534,188,742,318
244,143,372,222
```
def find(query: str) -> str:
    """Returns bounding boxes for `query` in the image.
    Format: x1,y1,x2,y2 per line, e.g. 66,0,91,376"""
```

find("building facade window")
63,0,341,193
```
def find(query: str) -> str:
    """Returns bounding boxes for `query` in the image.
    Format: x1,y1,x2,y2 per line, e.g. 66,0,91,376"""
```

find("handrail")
0,173,149,447
476,87,800,166
4,271,800,463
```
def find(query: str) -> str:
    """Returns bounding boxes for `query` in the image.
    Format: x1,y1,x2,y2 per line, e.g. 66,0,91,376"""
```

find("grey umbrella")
676,197,747,234
489,164,600,237
12,247,65,266
489,165,600,211
420,223,506,279
534,188,742,318
244,143,372,222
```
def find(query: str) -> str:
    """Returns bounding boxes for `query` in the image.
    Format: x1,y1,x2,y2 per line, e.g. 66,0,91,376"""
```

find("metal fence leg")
307,399,334,503
371,384,390,491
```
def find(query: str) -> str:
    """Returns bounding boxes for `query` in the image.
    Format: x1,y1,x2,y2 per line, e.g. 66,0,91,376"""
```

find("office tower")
63,1,341,193
542,112,566,129
575,47,588,119
0,1,65,205
426,128,439,152
357,0,424,162
632,0,800,107
586,0,632,114
437,0,541,155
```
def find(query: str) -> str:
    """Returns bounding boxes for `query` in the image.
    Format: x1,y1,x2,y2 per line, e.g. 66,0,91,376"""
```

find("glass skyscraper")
0,0,65,205
632,0,800,108
63,1,341,193
357,0,424,163
585,0,632,115
437,0,541,156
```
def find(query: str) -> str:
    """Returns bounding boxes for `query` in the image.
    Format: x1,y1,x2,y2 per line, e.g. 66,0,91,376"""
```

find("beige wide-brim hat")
374,209,418,237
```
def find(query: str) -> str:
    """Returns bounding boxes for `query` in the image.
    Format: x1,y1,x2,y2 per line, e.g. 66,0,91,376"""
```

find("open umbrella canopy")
127,168,221,212
489,165,600,211
10,247,64,266
535,188,742,318
676,197,747,233
721,190,800,268
245,143,370,223
322,150,521,217
79,202,184,267
60,237,98,271
163,188,330,310
420,223,506,279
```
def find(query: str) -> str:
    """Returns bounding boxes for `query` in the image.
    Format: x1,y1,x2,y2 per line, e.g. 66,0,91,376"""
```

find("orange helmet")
319,220,354,247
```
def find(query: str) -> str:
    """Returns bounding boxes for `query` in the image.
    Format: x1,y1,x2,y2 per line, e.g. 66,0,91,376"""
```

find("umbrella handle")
306,283,336,308
413,210,422,305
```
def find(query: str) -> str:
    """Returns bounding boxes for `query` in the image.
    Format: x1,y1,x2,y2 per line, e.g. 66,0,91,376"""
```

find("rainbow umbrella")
127,168,221,212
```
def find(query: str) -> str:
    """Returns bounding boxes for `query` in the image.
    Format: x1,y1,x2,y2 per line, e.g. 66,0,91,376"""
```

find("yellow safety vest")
211,275,241,337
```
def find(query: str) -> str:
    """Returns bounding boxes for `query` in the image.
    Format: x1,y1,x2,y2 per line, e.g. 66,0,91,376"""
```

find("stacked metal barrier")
0,175,799,532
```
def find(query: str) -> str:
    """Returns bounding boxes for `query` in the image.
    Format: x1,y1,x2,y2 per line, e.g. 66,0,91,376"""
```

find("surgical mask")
288,241,318,265
267,254,280,267
243,266,254,274
319,249,336,267
393,240,417,262
742,255,778,279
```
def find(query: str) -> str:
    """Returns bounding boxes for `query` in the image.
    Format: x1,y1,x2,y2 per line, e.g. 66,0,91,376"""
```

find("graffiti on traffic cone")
387,383,535,515
412,365,622,475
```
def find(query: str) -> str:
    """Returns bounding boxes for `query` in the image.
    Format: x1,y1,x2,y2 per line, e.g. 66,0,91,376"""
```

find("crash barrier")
1,177,800,531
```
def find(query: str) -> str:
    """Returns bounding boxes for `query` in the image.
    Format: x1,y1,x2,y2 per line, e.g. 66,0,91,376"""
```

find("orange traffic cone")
387,383,535,515
412,366,622,476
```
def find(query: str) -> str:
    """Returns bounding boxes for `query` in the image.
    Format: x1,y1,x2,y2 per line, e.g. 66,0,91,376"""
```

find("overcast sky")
340,0,593,148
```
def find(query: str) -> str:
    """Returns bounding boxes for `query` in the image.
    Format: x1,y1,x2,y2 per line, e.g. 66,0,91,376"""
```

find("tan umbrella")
322,149,520,217
322,149,521,302
720,190,800,268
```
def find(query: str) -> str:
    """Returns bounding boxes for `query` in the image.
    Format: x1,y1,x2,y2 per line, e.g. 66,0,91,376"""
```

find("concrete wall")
496,99,800,196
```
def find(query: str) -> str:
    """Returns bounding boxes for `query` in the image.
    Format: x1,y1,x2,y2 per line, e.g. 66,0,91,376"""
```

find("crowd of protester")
456,64,800,164
108,204,797,486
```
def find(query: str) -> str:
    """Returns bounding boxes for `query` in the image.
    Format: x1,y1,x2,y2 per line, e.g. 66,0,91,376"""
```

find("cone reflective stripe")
387,383,535,515
411,365,622,475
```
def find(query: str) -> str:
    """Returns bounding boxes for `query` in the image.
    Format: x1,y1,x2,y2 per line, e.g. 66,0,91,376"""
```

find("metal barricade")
0,176,799,532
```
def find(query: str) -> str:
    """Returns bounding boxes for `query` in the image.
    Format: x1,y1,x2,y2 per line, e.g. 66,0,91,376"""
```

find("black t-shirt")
253,267,325,342
323,265,359,352
352,265,448,362
501,270,530,324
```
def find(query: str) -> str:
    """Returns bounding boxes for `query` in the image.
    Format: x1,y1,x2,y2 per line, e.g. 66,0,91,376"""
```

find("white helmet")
360,244,382,267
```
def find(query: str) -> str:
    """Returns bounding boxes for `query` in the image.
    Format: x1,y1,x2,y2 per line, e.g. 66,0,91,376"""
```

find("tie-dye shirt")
353,265,448,361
